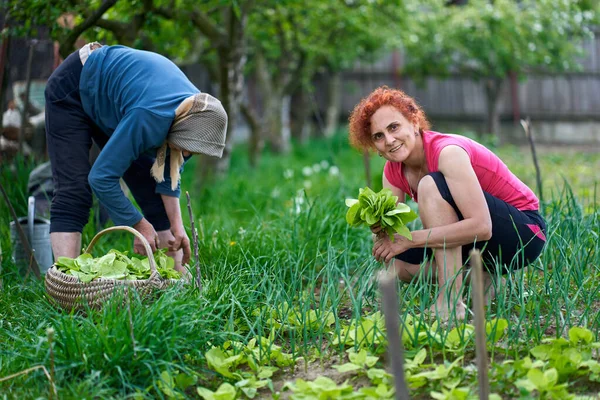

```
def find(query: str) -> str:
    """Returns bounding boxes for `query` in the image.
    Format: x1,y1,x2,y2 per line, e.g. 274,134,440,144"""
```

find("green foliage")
283,376,358,399
54,248,181,281
346,187,418,240
402,0,598,81
247,0,403,87
1,135,600,398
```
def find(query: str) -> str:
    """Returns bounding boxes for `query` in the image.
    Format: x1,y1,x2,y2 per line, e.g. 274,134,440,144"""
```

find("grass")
0,132,599,399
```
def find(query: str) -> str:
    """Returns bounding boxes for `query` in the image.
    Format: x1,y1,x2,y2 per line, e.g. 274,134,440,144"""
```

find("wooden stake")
185,191,202,290
126,290,137,358
0,180,41,278
0,365,57,397
469,250,490,400
520,118,543,205
46,328,55,400
378,269,411,400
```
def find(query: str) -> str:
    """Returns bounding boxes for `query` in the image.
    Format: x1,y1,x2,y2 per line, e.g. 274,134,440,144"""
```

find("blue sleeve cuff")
154,150,189,197
113,209,144,227
156,185,181,197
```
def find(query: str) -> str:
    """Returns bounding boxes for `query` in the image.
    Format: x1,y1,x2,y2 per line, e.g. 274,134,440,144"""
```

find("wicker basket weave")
45,226,178,312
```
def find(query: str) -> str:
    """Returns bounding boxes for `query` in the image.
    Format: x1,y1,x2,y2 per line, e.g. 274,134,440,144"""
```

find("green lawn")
1,133,599,399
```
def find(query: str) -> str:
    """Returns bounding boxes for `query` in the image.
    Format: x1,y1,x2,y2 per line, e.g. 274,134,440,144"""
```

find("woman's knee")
417,174,458,226
390,259,426,283
417,174,445,205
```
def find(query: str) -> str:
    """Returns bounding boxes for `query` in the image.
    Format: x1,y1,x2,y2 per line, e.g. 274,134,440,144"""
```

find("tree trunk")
194,6,247,190
484,77,504,137
262,89,289,153
324,71,341,138
241,103,262,168
281,95,291,150
290,85,312,145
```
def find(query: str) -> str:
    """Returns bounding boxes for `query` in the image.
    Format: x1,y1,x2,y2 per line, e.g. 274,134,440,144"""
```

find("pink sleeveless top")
383,131,539,211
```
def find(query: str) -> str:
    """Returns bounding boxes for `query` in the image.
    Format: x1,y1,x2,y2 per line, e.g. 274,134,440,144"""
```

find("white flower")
320,160,329,169
329,166,340,176
528,43,536,52
303,180,312,189
283,169,294,179
238,227,246,237
291,190,305,215
271,188,281,198
293,189,305,203
312,163,321,173
302,166,313,177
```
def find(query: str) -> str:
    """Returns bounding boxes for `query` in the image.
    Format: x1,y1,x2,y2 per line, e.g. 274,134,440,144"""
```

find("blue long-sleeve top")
79,45,200,227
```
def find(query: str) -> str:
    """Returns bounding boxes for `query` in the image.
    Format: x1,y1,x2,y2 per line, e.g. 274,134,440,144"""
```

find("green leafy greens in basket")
55,248,181,282
345,187,418,240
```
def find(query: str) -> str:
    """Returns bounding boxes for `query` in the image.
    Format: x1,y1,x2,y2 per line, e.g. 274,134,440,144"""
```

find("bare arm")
382,173,407,204
410,146,492,248
160,194,191,264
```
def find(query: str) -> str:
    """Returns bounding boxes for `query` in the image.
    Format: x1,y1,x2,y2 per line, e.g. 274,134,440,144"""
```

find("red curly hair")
348,86,431,151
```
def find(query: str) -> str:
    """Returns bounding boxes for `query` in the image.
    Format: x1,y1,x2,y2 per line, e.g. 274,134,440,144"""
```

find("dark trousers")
45,50,170,233
396,172,547,274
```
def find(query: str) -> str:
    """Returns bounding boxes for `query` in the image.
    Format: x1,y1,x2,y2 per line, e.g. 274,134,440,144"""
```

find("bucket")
9,196,53,274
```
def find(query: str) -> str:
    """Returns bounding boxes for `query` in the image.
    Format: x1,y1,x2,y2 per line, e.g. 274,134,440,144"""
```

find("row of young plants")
1,135,599,398
146,301,600,399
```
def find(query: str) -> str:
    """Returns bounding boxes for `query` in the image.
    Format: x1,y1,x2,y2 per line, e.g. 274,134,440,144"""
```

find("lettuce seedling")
345,187,418,240
55,248,181,281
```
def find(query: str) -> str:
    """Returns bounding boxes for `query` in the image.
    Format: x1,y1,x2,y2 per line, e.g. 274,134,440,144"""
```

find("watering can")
9,196,53,274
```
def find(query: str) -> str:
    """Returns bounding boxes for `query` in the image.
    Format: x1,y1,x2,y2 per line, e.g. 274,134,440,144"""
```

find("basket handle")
83,225,158,274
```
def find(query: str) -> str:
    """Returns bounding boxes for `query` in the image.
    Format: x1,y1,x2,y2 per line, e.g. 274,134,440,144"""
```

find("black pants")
45,50,170,233
396,172,547,274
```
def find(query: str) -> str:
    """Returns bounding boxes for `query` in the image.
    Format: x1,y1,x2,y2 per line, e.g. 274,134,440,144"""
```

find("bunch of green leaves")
345,187,418,240
55,249,181,282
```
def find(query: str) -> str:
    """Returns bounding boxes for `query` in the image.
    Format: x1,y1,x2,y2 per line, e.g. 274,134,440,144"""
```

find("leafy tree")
5,0,252,181
244,0,403,160
401,0,598,136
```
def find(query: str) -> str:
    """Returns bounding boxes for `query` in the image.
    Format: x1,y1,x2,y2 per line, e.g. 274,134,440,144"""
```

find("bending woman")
348,86,546,320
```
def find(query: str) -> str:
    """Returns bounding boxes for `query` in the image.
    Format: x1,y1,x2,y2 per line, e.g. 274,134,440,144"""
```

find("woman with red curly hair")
349,86,546,321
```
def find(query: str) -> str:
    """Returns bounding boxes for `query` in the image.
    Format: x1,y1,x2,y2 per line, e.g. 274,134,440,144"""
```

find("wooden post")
0,15,10,123
186,191,202,290
19,40,35,154
520,118,543,205
378,269,411,400
469,250,489,400
509,71,521,126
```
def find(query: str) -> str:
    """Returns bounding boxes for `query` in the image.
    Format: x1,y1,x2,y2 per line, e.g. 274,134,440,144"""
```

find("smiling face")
370,105,420,163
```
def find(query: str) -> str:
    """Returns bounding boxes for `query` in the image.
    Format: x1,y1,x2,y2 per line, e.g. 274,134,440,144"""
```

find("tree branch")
154,5,226,45
59,0,119,58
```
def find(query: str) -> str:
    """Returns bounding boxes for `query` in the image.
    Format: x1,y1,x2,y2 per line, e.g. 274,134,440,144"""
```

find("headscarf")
151,93,228,190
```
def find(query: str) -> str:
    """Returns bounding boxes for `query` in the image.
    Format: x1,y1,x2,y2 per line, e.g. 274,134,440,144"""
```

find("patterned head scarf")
151,93,228,190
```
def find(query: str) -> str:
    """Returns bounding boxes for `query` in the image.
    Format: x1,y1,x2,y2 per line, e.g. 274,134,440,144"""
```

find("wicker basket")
45,226,179,312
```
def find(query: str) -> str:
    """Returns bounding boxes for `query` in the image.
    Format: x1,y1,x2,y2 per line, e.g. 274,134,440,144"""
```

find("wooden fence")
336,32,600,123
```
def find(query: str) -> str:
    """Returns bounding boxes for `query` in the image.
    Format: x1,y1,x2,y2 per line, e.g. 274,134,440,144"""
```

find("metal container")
9,196,53,274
